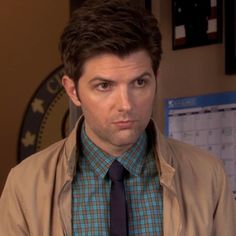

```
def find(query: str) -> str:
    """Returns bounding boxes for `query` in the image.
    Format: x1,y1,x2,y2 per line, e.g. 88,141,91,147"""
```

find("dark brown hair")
59,0,162,83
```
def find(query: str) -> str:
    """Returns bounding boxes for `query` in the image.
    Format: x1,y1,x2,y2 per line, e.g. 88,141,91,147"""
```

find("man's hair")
59,0,162,83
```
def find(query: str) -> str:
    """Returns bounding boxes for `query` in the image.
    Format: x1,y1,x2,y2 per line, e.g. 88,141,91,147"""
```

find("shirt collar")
80,123,147,178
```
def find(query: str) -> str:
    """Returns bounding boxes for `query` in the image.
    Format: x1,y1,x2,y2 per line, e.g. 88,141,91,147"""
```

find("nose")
117,87,132,112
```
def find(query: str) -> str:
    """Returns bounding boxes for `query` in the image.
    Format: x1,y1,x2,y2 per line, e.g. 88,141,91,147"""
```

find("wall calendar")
165,91,236,198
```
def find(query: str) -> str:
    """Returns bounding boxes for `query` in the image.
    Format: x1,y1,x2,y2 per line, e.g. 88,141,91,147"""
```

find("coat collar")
145,121,176,189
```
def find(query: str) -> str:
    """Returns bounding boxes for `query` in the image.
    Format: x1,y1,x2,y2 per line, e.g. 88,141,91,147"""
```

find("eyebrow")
133,72,152,80
89,77,114,84
89,72,153,84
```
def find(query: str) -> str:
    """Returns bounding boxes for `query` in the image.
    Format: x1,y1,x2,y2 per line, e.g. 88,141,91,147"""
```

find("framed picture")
225,0,236,74
172,0,222,50
145,0,152,11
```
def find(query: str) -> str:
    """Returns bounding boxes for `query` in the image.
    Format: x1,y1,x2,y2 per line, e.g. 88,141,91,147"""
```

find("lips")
112,120,135,129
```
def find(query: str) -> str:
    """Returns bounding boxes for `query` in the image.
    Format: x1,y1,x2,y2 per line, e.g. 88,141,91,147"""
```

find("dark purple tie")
108,160,129,236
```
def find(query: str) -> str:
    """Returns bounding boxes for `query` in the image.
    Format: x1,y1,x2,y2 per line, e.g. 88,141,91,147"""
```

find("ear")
62,75,81,107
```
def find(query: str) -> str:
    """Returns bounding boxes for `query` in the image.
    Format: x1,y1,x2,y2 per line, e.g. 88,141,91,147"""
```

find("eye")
134,78,146,87
96,81,112,91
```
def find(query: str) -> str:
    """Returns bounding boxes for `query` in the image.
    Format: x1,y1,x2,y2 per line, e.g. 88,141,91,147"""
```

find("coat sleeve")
212,162,236,236
0,169,29,236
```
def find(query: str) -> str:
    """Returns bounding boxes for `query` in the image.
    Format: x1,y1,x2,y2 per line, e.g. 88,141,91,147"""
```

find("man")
0,0,235,235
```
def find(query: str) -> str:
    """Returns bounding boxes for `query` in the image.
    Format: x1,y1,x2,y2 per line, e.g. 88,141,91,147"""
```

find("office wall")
0,1,69,193
153,0,236,128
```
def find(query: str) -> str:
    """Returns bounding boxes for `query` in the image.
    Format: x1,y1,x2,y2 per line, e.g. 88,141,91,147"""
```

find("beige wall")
0,1,69,193
1,0,236,194
154,0,236,128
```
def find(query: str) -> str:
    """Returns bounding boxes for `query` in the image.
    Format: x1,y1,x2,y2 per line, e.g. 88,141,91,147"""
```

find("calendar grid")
166,93,236,198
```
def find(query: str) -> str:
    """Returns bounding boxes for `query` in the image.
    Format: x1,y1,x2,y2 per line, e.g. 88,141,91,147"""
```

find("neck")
100,143,133,157
83,125,135,157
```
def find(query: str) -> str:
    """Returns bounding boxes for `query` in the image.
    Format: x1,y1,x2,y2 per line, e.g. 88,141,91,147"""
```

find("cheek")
136,97,155,121
137,93,155,110
81,102,109,125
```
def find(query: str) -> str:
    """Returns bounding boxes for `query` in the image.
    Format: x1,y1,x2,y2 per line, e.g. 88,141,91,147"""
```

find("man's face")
63,50,157,156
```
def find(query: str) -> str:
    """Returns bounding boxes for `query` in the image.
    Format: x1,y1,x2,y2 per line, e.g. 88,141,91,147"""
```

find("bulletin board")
165,92,236,198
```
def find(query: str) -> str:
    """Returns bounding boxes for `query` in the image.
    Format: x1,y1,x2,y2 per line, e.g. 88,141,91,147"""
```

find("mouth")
112,120,136,129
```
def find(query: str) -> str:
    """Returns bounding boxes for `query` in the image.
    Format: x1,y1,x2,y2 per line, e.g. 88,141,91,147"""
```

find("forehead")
81,50,153,79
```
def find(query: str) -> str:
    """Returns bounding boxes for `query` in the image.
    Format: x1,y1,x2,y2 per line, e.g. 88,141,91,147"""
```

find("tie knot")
108,160,127,182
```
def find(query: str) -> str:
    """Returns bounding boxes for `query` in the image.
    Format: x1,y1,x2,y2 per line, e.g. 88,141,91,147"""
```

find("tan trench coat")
0,118,235,235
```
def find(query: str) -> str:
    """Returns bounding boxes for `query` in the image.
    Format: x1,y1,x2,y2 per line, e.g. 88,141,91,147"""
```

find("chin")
113,135,139,147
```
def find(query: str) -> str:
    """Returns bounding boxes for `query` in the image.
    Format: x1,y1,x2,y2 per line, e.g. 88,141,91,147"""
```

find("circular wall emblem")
18,66,70,162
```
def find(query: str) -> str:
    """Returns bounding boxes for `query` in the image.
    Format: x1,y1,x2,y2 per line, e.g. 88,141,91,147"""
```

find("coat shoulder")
168,138,222,165
10,138,67,186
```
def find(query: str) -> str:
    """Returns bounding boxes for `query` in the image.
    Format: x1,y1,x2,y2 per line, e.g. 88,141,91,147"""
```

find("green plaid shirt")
72,125,163,235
